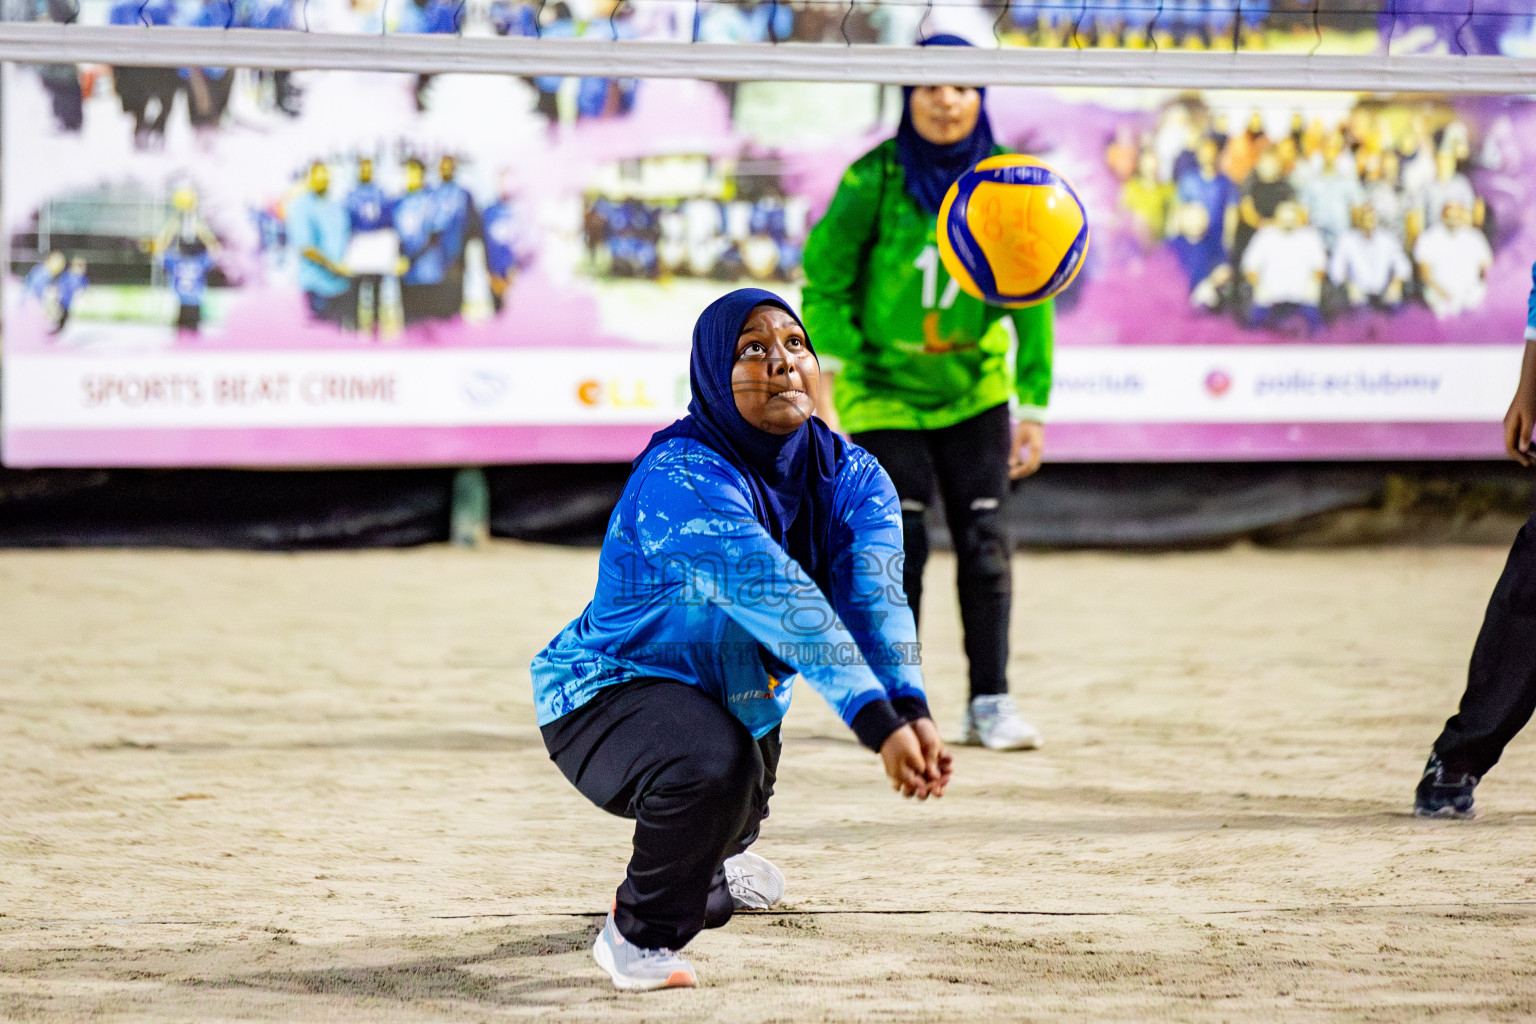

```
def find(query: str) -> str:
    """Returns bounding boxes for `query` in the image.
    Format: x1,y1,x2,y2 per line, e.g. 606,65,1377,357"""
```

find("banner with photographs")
3,41,1532,465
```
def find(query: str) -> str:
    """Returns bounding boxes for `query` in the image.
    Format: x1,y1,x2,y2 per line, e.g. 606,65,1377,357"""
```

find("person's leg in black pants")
855,405,1013,699
1430,508,1536,779
849,428,934,628
703,727,780,926
857,406,1037,748
928,404,1014,699
112,66,149,141
542,678,773,950
144,69,178,143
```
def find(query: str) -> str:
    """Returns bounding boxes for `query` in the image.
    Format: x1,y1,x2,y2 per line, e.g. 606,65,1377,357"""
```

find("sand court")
5,543,1536,1021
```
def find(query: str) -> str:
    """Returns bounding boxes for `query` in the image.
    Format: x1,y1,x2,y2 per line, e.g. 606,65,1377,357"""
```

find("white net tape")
2,0,1536,93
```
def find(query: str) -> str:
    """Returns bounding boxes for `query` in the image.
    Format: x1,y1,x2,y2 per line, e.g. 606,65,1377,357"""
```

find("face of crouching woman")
730,304,819,436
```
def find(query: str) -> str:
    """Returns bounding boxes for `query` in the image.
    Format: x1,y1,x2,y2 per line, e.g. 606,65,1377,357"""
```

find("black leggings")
114,66,177,139
542,678,779,950
853,403,1013,698
1432,504,1536,775
186,70,233,130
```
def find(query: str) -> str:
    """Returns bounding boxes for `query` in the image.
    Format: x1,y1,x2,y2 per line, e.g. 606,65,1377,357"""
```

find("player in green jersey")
801,35,1054,750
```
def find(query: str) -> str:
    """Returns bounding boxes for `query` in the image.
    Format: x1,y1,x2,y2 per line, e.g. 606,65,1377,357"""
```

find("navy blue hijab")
635,288,843,587
896,34,996,215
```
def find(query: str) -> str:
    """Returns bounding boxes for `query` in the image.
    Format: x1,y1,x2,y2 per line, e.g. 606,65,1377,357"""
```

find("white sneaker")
591,912,697,991
962,694,1042,750
724,851,786,910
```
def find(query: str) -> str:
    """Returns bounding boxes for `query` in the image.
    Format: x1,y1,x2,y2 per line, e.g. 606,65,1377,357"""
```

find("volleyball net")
3,0,1534,473
1,0,1536,92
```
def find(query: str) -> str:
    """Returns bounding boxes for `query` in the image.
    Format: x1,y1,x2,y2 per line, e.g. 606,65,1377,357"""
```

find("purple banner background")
4,59,1531,466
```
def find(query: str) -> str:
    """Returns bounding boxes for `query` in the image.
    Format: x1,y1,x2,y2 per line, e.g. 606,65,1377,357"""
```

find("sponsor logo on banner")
3,350,692,430
460,370,510,407
575,378,664,409
1048,346,1520,424
7,345,1518,434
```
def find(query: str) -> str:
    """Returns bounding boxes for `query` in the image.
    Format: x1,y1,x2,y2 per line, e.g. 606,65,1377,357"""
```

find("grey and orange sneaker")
592,912,696,991
1414,753,1478,819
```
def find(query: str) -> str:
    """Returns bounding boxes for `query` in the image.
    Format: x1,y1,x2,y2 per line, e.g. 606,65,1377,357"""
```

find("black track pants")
853,403,1014,698
1432,506,1536,775
542,678,779,950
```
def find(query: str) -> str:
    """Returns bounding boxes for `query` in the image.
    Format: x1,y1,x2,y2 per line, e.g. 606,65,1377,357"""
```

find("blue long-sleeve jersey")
531,437,925,744
179,1,233,77
484,200,534,277
24,264,55,300
346,183,393,233
164,250,214,304
110,0,173,25
394,188,446,284
1526,262,1536,341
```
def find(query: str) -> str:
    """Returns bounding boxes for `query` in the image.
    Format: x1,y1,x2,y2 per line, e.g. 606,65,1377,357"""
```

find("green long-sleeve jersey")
801,138,1054,434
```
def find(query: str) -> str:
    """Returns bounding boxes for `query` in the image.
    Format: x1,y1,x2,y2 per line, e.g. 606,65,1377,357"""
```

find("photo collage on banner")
4,2,1535,465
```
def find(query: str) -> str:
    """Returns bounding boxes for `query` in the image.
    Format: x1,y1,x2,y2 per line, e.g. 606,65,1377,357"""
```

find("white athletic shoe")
962,694,1042,750
724,851,786,910
591,912,697,991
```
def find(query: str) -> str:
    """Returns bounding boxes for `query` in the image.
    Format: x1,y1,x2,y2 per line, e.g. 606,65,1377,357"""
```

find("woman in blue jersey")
532,287,951,992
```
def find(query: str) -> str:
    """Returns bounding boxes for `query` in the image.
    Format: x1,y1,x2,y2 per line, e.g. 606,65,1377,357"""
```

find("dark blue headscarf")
635,288,843,587
896,34,996,215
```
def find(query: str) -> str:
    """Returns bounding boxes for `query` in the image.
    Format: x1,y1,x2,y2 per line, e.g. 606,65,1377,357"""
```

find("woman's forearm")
1519,341,1536,399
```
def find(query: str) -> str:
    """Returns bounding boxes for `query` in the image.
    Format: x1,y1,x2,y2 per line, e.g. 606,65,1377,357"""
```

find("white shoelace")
727,864,772,894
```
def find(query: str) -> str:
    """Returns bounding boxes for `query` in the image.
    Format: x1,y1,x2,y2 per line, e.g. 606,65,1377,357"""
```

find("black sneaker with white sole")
1414,753,1479,819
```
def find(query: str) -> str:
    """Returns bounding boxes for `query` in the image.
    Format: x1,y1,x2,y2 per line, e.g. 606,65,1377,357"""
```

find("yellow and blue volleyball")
937,154,1089,308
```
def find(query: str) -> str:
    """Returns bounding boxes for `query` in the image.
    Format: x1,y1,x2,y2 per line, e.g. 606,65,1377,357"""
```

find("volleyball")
937,154,1090,308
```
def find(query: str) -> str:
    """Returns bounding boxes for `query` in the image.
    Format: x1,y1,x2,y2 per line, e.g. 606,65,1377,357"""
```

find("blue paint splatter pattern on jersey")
531,437,924,739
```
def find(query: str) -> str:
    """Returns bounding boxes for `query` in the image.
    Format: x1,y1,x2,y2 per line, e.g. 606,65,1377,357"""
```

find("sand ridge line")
15,900,1536,927
427,900,1536,919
